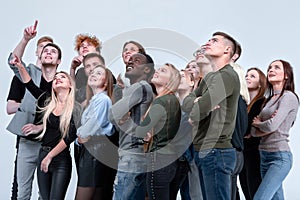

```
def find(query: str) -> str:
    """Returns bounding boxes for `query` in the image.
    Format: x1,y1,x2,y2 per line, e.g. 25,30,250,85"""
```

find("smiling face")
88,66,107,90
40,46,61,66
122,43,140,64
79,40,98,56
124,53,147,80
246,69,260,91
53,72,72,91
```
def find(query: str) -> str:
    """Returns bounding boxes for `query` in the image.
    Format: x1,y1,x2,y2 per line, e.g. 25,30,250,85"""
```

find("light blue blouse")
77,91,114,138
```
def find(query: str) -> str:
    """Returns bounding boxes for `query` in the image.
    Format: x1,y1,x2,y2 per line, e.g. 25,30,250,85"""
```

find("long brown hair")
247,67,267,113
85,66,114,107
265,60,299,105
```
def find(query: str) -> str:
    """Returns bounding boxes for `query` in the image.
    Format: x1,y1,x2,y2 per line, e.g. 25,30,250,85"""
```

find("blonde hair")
158,63,181,97
231,63,250,104
37,71,75,140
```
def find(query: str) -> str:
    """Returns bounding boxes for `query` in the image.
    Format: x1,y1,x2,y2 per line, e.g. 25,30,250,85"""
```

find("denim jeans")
194,148,236,200
231,150,244,200
253,151,292,200
113,171,146,200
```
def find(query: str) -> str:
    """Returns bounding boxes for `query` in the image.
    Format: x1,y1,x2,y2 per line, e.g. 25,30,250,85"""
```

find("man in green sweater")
182,31,240,200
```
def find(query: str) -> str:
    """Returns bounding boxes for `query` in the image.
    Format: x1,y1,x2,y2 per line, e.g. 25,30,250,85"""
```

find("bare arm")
11,20,38,61
22,124,43,136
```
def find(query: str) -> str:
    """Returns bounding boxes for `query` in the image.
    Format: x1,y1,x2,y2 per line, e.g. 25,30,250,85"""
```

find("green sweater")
135,93,181,154
182,64,240,151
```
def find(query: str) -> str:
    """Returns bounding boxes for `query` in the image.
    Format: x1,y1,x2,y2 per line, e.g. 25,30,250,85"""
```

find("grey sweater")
109,80,153,155
252,91,299,152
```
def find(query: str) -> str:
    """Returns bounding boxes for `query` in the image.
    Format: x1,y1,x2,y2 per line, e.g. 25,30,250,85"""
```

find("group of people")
6,20,298,200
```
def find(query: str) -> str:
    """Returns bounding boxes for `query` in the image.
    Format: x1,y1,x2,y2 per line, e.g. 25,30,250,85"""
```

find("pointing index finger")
33,20,38,31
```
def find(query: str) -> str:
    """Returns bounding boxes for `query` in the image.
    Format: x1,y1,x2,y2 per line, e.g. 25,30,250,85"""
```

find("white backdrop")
1,1,300,199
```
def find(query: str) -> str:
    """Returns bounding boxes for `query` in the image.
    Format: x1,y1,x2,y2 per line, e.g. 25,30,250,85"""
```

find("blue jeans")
113,171,146,200
194,148,236,200
254,151,292,200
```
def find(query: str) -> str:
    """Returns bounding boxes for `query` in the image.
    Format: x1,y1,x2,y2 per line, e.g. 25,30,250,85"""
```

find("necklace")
274,90,281,95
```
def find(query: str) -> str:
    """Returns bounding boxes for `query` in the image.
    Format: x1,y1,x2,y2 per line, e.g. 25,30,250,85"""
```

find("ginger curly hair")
74,33,101,52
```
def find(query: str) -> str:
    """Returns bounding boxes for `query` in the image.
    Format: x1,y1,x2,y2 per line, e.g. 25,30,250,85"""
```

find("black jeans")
239,147,261,200
170,158,190,200
146,156,178,200
11,136,20,200
37,148,72,200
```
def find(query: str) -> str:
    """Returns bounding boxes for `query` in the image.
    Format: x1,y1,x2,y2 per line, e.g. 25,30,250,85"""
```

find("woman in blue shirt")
75,65,117,200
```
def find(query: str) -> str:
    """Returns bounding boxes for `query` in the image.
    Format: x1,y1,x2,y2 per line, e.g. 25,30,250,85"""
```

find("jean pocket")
198,149,215,159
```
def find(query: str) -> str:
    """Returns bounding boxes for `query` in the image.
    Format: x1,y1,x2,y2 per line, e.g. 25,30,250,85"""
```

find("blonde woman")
13,56,78,199
135,63,181,200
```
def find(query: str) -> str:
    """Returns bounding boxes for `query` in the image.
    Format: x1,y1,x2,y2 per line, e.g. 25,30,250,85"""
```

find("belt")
41,146,52,152
178,156,187,162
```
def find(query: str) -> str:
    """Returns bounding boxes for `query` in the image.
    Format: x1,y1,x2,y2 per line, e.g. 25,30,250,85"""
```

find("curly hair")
74,33,101,52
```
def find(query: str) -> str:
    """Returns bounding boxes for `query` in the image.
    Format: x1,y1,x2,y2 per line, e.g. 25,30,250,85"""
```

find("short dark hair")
213,31,237,57
234,41,242,62
42,43,62,60
143,53,155,78
83,52,105,66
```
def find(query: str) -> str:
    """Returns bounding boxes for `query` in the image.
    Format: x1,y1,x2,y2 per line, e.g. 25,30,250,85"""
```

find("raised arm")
10,55,32,83
11,55,44,99
11,20,38,61
69,55,83,80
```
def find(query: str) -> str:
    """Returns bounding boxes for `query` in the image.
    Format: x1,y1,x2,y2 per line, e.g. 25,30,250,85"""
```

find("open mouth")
126,66,133,71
